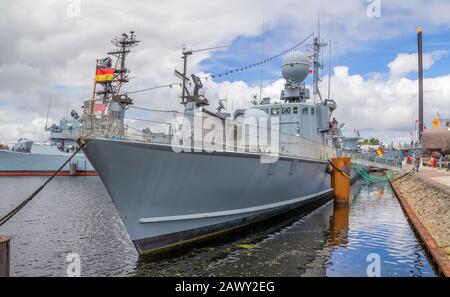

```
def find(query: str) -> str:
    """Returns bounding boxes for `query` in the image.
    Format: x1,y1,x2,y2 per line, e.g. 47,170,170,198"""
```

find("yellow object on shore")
432,118,439,129
238,243,256,249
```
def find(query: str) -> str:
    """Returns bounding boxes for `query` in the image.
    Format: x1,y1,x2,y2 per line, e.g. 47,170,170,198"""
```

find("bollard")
69,162,77,176
331,157,351,204
0,236,11,277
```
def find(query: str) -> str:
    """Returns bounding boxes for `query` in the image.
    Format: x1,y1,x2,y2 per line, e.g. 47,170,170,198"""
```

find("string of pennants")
119,33,315,95
202,32,314,81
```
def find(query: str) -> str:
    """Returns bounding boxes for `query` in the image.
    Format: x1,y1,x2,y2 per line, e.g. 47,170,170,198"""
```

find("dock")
388,165,450,276
415,165,450,192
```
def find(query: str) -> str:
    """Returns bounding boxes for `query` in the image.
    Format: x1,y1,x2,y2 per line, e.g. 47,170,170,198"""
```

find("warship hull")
0,145,95,176
83,138,333,254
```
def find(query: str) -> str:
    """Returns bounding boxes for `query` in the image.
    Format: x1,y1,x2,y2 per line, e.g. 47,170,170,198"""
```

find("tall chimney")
417,27,424,140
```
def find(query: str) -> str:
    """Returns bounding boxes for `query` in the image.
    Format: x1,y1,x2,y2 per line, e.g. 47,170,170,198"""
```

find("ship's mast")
91,31,140,111
108,31,140,93
312,13,327,103
83,32,140,138
312,37,327,103
176,44,228,107
180,47,192,105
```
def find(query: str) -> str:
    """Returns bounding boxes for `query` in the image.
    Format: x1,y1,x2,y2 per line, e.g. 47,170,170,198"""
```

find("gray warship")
80,32,341,254
0,110,95,176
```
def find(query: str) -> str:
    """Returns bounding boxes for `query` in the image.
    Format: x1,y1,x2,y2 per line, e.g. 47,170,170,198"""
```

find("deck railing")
349,152,403,170
81,113,337,162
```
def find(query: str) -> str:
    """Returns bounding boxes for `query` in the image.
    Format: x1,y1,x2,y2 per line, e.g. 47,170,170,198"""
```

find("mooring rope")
327,160,351,180
0,141,87,228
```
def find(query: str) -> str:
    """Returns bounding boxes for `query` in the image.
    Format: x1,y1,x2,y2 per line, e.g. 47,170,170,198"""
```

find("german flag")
95,67,115,82
376,147,384,157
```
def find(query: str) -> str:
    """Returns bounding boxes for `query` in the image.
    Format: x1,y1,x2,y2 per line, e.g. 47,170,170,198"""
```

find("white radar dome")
281,51,309,84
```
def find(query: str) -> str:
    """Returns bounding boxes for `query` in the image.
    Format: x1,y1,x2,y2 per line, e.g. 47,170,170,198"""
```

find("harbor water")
0,176,437,277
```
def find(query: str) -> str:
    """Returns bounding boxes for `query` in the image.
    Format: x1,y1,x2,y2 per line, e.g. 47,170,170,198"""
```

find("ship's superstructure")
46,110,83,152
0,110,95,176
80,31,341,254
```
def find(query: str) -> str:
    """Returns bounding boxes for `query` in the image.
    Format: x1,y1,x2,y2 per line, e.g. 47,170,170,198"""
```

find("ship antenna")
108,31,140,94
318,11,320,42
45,97,51,131
259,16,265,101
65,100,69,120
177,44,229,105
312,11,327,103
180,45,192,105
328,39,332,100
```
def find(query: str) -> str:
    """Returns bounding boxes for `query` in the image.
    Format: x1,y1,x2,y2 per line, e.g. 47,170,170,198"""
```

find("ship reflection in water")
135,181,436,277
0,177,436,276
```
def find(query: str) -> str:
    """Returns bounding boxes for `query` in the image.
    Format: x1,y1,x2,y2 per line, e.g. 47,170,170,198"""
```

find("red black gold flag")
95,67,115,82
376,147,384,157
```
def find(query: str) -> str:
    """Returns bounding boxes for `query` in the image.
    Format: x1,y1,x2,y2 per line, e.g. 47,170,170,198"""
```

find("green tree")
359,138,380,145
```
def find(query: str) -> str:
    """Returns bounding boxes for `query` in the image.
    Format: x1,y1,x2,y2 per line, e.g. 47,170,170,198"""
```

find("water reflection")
325,182,436,277
330,204,349,247
135,181,437,277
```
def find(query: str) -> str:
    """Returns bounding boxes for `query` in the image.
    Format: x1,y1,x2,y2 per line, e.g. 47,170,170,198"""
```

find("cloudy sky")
1,0,450,144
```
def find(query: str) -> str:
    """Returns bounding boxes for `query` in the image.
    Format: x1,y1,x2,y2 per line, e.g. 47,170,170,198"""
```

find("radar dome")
281,51,309,84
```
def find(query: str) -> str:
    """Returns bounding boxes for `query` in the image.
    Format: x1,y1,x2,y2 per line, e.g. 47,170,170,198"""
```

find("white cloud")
194,56,450,145
0,110,51,144
388,51,447,78
320,65,450,143
202,78,285,111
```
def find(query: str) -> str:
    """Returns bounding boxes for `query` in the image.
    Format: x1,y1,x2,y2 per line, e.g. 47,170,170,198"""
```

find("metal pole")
120,40,126,79
417,27,424,140
91,59,99,114
0,236,11,277
328,39,331,100
181,51,188,104
259,18,265,101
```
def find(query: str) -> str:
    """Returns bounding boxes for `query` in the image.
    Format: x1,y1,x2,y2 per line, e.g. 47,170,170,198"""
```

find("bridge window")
293,107,298,114
282,107,291,114
302,107,309,115
271,108,280,115
311,108,315,115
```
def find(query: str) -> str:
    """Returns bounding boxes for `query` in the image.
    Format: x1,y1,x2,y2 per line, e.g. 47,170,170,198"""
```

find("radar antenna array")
108,31,140,92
